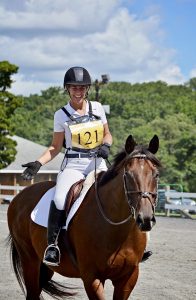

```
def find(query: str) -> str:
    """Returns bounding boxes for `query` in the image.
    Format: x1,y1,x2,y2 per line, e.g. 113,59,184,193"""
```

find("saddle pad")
31,185,88,230
31,170,97,230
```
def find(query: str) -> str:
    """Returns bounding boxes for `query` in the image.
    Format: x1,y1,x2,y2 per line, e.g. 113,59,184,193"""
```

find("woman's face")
67,85,88,105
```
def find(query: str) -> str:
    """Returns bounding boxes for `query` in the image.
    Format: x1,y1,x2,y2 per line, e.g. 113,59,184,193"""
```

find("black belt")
65,153,94,158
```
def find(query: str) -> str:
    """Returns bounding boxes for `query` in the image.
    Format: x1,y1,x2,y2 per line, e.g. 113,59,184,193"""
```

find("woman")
21,66,113,266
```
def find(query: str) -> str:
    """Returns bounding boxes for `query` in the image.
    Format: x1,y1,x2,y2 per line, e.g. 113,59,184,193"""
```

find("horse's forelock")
128,145,162,167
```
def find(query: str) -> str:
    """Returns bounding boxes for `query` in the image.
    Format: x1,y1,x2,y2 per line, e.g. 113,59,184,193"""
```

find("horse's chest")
107,249,136,271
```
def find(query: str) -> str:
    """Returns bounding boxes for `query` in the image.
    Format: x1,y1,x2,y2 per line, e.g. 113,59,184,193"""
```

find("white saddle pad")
31,171,97,230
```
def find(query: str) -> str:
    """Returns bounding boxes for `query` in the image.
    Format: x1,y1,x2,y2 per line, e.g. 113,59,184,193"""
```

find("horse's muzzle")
136,213,156,232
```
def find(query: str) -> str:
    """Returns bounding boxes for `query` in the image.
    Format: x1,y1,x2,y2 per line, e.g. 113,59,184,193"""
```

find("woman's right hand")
21,161,42,180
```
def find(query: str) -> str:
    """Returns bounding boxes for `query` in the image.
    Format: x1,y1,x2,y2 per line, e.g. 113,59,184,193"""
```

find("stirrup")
43,244,61,266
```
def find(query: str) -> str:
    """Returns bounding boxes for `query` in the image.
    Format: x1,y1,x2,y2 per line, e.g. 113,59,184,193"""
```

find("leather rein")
94,154,158,226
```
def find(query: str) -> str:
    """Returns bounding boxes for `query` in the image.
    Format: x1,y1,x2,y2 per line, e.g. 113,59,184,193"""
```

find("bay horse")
7,135,161,300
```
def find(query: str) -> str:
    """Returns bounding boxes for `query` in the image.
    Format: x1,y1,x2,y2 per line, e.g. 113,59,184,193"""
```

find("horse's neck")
99,169,129,215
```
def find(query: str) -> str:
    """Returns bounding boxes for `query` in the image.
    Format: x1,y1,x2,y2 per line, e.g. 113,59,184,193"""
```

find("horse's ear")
125,135,137,154
148,135,159,154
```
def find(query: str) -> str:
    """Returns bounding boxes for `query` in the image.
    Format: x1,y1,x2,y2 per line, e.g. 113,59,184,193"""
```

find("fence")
0,185,26,202
1,185,196,218
164,191,196,219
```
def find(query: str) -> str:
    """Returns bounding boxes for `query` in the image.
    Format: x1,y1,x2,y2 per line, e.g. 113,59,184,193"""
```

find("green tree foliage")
0,61,23,168
13,79,196,191
185,77,196,91
89,80,196,191
12,87,69,146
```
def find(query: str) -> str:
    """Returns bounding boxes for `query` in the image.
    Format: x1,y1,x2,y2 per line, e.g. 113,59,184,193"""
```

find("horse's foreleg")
112,266,139,300
83,278,105,300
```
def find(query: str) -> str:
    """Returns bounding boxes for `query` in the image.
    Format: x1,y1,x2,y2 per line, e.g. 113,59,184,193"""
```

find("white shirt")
54,100,107,150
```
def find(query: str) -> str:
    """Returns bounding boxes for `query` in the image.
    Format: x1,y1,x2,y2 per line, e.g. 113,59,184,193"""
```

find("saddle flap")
65,179,85,217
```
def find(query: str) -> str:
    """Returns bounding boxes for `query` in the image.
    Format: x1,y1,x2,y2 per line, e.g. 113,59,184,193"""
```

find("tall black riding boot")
43,200,65,266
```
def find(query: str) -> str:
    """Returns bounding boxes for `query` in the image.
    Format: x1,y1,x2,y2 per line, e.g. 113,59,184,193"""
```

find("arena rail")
0,185,26,203
165,191,196,219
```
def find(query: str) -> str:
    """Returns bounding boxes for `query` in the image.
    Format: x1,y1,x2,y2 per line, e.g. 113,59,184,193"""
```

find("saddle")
65,179,85,217
64,170,104,219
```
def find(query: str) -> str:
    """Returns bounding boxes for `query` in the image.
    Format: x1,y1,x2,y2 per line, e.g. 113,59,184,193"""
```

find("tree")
0,61,23,168
185,77,196,91
12,80,196,191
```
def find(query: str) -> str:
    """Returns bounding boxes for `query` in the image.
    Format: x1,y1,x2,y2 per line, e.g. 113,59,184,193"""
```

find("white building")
0,136,64,198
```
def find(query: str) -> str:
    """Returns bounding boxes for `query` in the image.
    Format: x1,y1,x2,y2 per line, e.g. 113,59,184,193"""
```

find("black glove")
97,143,111,159
21,161,42,180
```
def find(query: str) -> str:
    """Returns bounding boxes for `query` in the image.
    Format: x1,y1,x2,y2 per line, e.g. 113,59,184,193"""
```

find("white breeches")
54,157,107,210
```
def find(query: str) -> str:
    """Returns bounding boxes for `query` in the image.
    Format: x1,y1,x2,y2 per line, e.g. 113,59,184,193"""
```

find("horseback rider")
21,66,113,266
22,66,152,266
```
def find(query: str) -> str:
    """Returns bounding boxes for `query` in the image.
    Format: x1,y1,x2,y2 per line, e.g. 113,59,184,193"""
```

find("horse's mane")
99,145,162,186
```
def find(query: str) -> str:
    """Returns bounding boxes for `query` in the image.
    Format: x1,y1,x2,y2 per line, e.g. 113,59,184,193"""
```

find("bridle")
123,154,158,212
95,154,158,226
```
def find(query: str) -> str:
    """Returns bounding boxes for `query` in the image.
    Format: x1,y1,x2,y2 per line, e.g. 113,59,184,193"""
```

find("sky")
0,0,196,96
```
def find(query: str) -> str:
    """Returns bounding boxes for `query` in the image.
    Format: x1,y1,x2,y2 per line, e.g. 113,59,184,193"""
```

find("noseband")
95,154,158,226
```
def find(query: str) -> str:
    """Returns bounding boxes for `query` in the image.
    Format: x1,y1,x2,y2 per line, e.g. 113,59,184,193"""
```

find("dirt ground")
0,203,196,300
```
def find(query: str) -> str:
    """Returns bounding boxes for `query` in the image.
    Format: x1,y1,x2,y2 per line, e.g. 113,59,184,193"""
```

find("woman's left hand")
97,144,110,159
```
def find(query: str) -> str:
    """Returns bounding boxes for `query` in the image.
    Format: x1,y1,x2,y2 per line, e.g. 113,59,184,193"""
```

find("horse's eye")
154,172,159,179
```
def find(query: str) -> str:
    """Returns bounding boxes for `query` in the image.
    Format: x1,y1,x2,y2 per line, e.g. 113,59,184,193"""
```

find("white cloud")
154,65,184,84
0,0,186,95
0,7,77,30
189,68,196,78
0,0,119,32
10,74,53,96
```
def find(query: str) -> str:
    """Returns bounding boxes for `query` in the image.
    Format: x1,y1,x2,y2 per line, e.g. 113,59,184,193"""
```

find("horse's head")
124,135,161,231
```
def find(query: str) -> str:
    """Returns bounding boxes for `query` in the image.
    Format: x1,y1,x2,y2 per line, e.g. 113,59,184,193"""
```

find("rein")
94,167,134,226
94,154,158,226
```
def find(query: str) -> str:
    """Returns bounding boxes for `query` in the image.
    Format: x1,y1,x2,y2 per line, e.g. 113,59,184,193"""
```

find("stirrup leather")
43,244,61,266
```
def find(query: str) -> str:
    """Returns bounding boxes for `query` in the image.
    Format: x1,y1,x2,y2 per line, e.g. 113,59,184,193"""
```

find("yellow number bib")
69,120,104,150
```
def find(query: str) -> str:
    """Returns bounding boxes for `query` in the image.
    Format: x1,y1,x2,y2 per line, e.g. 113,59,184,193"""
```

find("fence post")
165,185,170,217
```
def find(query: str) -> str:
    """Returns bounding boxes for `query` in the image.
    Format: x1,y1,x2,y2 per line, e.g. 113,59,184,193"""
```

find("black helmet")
64,66,91,88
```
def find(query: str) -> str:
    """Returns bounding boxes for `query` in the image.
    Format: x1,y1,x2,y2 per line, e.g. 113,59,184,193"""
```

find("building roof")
0,135,64,173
